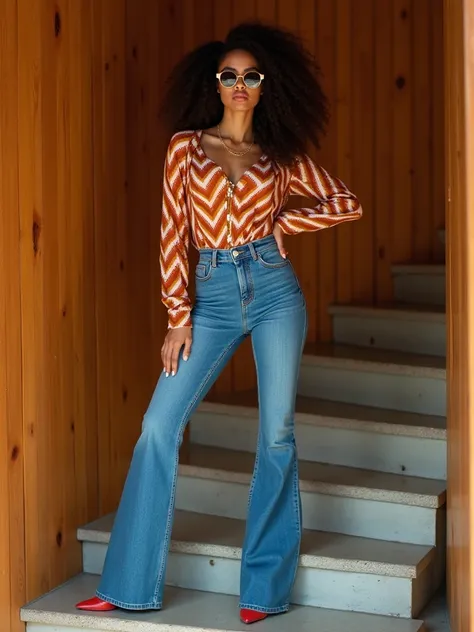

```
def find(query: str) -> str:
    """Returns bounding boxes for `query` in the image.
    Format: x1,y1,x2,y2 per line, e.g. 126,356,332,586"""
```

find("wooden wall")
1,0,99,628
0,1,444,629
445,2,474,631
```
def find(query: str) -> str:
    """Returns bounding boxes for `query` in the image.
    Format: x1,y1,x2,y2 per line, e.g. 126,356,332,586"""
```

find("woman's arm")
275,154,362,235
160,133,192,329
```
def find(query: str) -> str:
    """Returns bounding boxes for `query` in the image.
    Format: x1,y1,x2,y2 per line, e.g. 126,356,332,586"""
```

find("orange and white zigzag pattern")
160,130,362,328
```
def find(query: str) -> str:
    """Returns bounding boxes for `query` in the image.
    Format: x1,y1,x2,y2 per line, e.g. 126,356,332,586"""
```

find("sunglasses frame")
216,70,265,89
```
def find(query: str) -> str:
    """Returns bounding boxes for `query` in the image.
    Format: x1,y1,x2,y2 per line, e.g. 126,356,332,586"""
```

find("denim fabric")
96,234,308,612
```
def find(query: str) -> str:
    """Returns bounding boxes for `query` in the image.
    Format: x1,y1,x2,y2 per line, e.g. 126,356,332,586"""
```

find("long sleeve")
275,154,362,235
160,133,192,329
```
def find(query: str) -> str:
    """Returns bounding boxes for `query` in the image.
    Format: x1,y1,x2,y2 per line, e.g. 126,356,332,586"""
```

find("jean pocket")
195,260,213,281
257,247,290,269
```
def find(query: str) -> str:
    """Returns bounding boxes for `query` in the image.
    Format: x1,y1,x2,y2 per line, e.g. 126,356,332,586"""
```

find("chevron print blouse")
160,130,362,329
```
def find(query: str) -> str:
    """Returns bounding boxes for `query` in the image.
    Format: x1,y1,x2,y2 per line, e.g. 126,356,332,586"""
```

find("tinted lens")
244,71,261,88
220,71,237,87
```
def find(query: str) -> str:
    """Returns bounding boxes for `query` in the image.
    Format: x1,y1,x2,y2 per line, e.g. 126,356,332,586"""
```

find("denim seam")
238,602,290,614
256,255,289,270
195,261,213,281
246,434,261,508
285,311,307,603
287,453,302,596
152,333,243,604
242,259,254,307
247,338,262,511
95,590,162,610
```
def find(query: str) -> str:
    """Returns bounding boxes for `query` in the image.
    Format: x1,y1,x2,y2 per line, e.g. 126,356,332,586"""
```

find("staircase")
21,230,447,632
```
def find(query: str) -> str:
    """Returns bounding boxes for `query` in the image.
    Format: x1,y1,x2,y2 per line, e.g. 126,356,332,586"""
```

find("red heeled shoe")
240,608,268,624
75,596,117,611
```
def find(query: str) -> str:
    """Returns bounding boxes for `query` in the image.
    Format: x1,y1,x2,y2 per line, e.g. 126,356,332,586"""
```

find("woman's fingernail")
183,355,188,361
172,371,175,377
165,372,169,378
282,253,287,259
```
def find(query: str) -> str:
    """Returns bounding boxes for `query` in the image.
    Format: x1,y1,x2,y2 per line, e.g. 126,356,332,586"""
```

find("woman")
76,22,362,624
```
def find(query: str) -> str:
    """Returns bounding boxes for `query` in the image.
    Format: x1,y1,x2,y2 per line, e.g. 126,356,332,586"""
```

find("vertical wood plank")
0,0,26,627
445,1,474,630
92,0,129,510
182,0,195,51
233,0,256,24
18,0,49,597
351,0,375,301
125,0,153,438
55,0,76,580
41,0,61,586
374,0,394,302
214,0,232,40
412,0,432,262
432,0,446,261
392,0,413,263
150,0,167,378
67,0,99,530
256,0,276,23
315,0,337,340
276,0,297,31
335,0,354,305
296,0,318,342
192,0,214,46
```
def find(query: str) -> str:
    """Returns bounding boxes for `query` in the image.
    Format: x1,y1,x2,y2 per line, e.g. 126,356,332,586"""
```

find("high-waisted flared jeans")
96,234,308,613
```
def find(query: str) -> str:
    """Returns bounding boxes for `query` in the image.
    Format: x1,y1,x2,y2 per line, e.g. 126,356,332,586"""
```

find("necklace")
217,124,255,157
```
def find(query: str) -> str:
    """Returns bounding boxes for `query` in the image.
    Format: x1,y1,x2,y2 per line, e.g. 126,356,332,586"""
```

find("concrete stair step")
392,264,445,306
192,394,446,479
20,573,426,632
175,445,446,545
77,510,436,618
299,343,446,416
328,304,446,357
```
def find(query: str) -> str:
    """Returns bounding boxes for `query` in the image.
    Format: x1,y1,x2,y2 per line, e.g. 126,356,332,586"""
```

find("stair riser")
190,412,447,479
332,315,446,357
175,476,438,545
298,364,446,416
393,274,445,306
82,542,425,618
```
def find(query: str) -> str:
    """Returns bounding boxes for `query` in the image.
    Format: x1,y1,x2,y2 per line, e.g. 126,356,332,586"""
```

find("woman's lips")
233,93,249,101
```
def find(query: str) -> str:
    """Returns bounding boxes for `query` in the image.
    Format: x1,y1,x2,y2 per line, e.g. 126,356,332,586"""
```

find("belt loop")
248,242,258,261
211,250,217,268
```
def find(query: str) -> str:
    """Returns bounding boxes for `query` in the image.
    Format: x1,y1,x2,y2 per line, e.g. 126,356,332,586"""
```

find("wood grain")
392,0,413,263
374,0,393,303
0,0,25,628
445,2,474,631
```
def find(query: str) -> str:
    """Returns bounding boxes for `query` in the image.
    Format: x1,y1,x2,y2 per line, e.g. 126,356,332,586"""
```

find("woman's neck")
218,110,254,144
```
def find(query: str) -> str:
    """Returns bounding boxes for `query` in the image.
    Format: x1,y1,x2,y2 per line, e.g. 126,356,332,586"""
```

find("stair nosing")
327,304,445,322
301,343,445,379
77,511,434,579
179,463,444,508
197,401,447,441
20,573,426,632
391,263,445,275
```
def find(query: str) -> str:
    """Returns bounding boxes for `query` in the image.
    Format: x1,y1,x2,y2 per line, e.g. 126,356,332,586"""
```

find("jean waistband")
198,234,277,266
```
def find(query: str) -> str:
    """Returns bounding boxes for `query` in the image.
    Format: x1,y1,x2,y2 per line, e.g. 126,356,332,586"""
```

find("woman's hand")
273,222,287,258
161,326,192,377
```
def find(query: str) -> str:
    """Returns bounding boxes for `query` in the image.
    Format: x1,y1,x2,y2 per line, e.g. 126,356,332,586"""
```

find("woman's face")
217,49,263,112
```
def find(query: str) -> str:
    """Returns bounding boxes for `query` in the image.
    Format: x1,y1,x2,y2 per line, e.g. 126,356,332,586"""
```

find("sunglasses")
216,70,264,89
